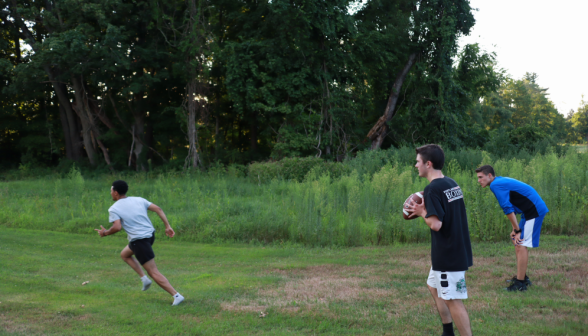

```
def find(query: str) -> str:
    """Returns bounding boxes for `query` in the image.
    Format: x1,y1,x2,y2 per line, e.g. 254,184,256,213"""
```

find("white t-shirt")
108,197,155,242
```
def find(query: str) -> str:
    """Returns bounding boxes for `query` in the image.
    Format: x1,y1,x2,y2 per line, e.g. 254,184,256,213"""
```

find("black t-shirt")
424,176,473,272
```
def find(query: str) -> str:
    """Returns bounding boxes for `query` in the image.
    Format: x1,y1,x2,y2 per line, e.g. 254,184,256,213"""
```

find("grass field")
1,228,587,335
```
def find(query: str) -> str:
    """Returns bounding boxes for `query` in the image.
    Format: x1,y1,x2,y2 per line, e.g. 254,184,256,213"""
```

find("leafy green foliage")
569,96,588,142
248,157,348,183
0,0,583,171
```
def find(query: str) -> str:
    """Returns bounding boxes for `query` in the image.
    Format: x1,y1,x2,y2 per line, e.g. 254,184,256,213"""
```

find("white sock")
141,276,152,291
172,292,184,306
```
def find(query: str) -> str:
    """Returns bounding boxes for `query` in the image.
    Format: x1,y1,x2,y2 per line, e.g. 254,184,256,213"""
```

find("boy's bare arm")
148,204,175,237
506,212,519,231
407,199,443,231
506,212,522,245
95,219,122,237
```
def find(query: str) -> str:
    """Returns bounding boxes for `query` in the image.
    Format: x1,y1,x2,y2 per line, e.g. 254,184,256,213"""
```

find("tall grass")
1,148,587,246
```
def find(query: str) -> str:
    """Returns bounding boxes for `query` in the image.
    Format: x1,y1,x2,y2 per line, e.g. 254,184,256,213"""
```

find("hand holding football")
402,191,424,220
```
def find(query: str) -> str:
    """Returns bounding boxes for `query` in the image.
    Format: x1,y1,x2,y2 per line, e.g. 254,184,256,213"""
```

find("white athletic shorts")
427,267,468,300
518,215,545,248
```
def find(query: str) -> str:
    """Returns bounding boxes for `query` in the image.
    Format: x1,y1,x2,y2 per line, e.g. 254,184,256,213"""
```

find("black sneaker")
506,275,532,287
506,279,527,292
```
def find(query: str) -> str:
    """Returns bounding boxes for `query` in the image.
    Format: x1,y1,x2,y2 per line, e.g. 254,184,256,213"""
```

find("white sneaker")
172,293,184,306
141,278,152,291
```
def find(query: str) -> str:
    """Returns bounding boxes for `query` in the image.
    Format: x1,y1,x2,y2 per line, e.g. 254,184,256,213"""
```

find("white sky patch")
459,0,588,115
349,0,369,15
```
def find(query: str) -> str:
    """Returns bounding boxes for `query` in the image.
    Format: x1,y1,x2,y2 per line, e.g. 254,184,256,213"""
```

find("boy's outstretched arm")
148,204,175,237
95,219,122,237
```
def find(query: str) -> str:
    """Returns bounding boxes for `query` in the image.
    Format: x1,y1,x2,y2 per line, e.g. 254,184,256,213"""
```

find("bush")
484,127,564,159
248,157,347,183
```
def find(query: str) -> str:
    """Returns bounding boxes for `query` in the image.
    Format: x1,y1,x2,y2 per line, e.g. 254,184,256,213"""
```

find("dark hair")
475,165,495,176
112,180,128,195
415,144,445,170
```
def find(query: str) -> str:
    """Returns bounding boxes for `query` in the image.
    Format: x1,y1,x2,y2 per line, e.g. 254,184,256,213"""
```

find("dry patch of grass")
221,243,588,330
531,247,588,299
0,314,34,335
261,265,395,302
221,265,396,314
221,264,428,317
0,308,92,335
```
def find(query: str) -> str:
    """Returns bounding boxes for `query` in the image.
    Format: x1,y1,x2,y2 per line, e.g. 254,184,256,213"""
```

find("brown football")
402,191,424,220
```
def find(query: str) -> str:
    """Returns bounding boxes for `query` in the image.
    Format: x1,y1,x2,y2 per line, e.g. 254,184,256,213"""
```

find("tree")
571,96,588,142
366,0,476,149
0,0,571,171
219,0,370,159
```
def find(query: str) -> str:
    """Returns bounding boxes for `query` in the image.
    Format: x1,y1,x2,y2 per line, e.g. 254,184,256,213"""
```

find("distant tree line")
1,0,587,171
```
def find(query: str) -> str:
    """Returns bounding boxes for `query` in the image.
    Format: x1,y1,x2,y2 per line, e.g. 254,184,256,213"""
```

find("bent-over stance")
407,144,473,336
95,180,184,306
476,165,549,292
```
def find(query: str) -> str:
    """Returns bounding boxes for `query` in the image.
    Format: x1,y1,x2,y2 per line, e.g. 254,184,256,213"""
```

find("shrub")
248,157,347,183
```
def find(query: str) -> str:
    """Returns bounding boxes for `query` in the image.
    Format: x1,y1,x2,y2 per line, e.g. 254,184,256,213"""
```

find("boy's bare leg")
515,245,528,280
121,246,145,277
142,259,177,295
444,299,472,336
428,285,472,336
428,285,452,323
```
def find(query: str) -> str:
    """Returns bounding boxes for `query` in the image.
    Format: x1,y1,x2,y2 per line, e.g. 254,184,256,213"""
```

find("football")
402,191,424,220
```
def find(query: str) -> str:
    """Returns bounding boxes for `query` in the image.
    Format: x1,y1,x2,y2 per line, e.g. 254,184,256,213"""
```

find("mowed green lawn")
1,228,587,336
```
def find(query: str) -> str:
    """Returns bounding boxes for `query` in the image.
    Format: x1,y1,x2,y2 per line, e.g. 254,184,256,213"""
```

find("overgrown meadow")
1,147,587,246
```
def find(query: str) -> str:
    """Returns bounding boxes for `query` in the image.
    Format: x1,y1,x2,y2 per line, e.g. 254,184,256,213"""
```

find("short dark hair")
475,165,495,176
415,144,445,170
112,180,128,195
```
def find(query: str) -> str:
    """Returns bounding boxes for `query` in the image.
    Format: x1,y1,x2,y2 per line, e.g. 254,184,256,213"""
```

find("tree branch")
108,94,168,162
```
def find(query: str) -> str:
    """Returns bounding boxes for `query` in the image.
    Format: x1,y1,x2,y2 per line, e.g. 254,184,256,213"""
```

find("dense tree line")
1,0,585,171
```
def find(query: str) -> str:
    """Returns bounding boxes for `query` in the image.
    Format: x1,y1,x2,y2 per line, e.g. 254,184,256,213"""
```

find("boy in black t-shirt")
406,144,473,336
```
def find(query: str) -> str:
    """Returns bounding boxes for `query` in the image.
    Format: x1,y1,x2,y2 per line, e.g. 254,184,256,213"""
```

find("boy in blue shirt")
475,165,549,291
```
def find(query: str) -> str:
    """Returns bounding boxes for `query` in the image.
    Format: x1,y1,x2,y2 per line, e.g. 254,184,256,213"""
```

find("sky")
458,0,588,115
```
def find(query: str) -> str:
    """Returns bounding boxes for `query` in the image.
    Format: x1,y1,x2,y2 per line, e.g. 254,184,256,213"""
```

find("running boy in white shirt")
95,180,184,306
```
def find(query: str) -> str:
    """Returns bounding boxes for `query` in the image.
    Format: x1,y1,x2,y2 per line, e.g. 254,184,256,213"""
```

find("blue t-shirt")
489,176,549,219
108,197,155,242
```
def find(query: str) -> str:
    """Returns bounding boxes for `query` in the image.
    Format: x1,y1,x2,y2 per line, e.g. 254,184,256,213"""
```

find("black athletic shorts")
129,234,155,265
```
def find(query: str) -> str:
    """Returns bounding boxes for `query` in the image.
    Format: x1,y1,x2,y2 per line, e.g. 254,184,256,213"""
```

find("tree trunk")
186,80,200,169
15,34,21,63
108,93,166,163
145,122,154,162
181,0,211,169
367,53,417,150
70,76,114,170
71,76,98,165
48,70,83,160
132,112,146,171
58,105,74,159
371,121,389,150
250,111,258,153
215,116,219,161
